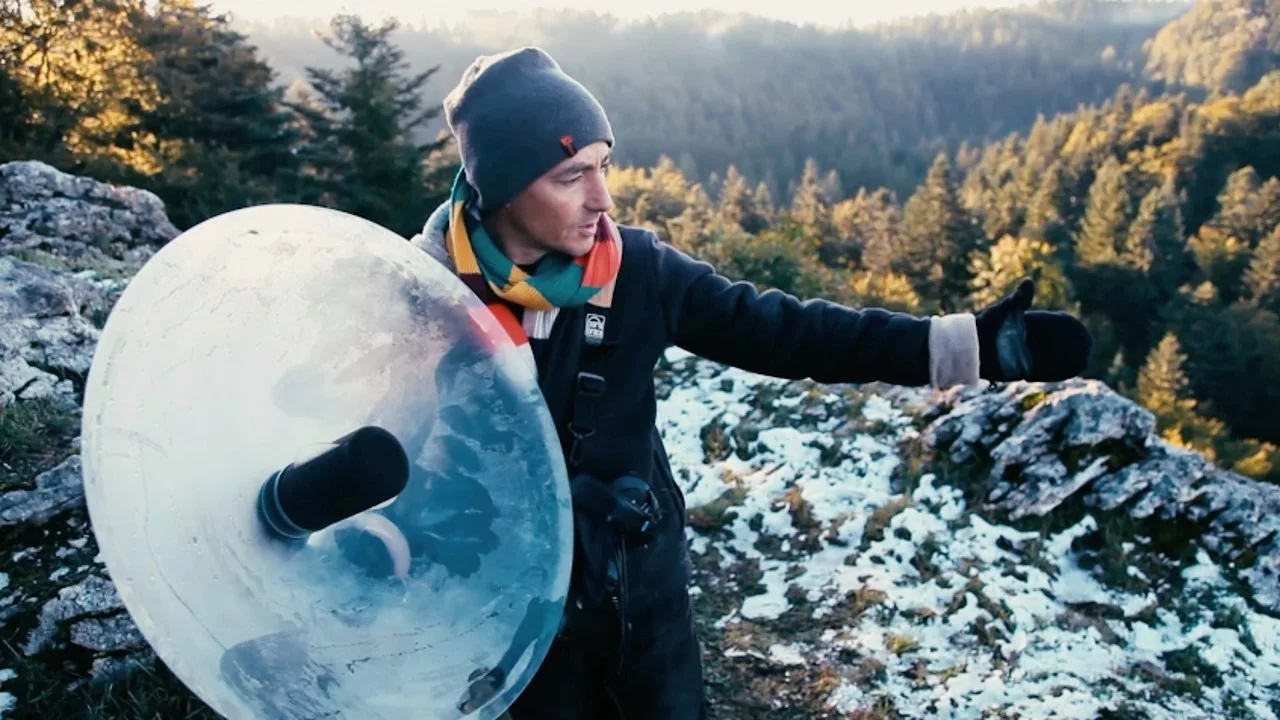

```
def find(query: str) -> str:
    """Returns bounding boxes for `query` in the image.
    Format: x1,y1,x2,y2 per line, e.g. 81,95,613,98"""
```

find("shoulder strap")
565,241,622,470
566,301,612,469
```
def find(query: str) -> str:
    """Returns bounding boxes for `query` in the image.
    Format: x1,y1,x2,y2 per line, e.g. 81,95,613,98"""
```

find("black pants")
508,482,707,720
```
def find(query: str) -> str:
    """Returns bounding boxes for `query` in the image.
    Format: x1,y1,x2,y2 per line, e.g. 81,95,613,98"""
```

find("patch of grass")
829,585,888,627
884,633,918,655
911,533,944,581
1221,691,1254,720
1059,437,1148,476
0,399,80,492
1172,585,1218,628
1211,606,1261,655
686,477,749,533
751,384,783,417
701,414,732,464
731,422,761,460
13,247,137,283
973,587,1012,627
12,249,71,272
971,616,1004,652
814,438,847,467
1161,645,1222,692
851,657,886,687
933,663,965,686
1019,390,1048,412
1071,512,1187,596
1017,537,1060,577
776,486,824,554
824,513,853,547
5,652,215,720
860,496,910,551
1097,701,1155,720
1057,605,1125,645
848,695,900,720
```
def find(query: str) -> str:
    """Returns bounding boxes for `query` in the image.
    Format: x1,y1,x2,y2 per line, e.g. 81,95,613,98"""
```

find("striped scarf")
444,168,622,350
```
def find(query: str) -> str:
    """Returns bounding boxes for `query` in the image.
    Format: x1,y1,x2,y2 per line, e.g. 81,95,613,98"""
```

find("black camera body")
603,474,661,545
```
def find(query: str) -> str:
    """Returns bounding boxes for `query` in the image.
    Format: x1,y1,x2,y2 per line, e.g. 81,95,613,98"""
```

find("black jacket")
530,224,934,483
412,210,973,616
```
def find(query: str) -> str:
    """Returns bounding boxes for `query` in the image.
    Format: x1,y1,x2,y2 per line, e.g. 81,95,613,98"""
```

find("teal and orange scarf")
444,168,621,349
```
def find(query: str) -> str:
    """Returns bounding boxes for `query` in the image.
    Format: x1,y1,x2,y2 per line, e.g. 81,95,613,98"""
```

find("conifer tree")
1245,225,1280,315
790,158,833,239
744,181,774,234
289,14,446,236
717,164,750,229
901,153,985,312
1074,157,1130,267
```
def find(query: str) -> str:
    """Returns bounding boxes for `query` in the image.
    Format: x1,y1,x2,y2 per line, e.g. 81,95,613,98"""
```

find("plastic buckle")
576,372,605,396
567,372,605,467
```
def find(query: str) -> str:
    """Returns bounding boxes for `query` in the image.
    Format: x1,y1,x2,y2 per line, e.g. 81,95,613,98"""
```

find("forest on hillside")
234,0,1194,199
2,0,1280,480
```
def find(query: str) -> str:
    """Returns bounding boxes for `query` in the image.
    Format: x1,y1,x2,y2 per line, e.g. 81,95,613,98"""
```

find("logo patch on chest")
585,312,606,345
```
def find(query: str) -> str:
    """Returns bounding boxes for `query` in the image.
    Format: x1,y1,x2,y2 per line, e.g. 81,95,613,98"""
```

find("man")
409,47,1092,719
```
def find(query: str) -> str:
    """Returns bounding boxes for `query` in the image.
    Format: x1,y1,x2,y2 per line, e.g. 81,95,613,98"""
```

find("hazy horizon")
201,0,1040,29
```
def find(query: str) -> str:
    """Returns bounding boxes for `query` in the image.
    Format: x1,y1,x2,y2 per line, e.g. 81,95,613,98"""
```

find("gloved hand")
974,278,1092,382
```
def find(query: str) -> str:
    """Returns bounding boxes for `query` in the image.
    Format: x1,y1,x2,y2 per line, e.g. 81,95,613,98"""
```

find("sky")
201,0,1036,29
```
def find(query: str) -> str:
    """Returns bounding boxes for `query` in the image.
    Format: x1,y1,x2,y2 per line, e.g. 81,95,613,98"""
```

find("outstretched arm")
651,234,979,388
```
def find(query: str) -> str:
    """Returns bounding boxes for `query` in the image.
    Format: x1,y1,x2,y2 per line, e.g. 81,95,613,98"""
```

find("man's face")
490,141,613,264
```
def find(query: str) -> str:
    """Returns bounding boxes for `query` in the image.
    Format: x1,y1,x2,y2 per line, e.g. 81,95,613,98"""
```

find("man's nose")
586,171,613,213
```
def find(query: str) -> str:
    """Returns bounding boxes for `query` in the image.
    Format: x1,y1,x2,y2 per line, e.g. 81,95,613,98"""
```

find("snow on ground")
0,574,9,716
655,348,1280,719
0,668,15,718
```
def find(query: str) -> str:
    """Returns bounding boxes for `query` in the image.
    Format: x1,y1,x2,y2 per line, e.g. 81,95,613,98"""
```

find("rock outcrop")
924,380,1280,615
0,162,168,713
0,160,177,254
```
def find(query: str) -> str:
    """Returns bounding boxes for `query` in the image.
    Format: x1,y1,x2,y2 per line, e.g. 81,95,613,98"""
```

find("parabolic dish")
80,204,572,719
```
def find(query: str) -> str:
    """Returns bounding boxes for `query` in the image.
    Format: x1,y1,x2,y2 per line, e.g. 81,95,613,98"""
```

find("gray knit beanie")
443,47,614,212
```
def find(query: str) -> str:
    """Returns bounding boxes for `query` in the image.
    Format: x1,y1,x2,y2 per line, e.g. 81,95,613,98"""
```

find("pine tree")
1023,161,1073,257
1177,300,1280,445
1136,332,1226,458
901,153,986,312
984,183,1026,243
1252,179,1280,244
820,168,844,205
0,0,162,174
1213,166,1262,238
744,181,774,235
968,235,1074,311
789,158,833,239
1188,170,1280,304
1245,225,1280,314
857,188,904,276
124,0,302,228
828,187,902,274
717,164,750,229
1137,333,1191,416
847,271,923,314
289,14,446,237
1074,156,1131,267
1125,183,1188,299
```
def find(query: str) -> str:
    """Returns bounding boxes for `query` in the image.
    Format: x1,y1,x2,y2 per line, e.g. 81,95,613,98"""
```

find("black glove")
974,278,1092,382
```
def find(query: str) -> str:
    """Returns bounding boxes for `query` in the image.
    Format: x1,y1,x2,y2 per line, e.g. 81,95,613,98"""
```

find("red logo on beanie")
560,135,577,156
